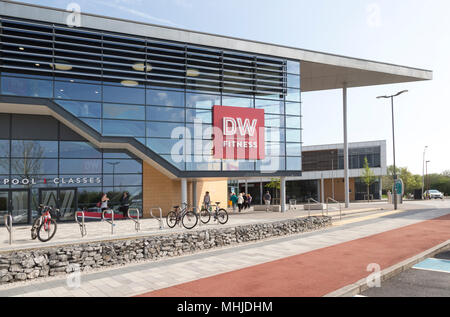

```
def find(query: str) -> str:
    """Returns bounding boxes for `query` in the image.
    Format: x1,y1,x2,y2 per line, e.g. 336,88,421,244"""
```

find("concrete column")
260,181,263,205
245,179,248,194
192,180,197,209
280,177,286,213
181,178,188,206
343,83,350,208
379,177,383,200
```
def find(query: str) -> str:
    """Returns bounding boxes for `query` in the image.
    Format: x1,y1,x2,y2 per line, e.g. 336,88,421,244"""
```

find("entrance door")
39,188,77,221
0,190,30,225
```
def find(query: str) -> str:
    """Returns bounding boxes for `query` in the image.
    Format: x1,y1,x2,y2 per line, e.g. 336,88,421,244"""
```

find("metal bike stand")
75,210,87,238
128,208,141,232
102,209,115,235
326,197,342,220
4,214,13,245
150,207,164,230
307,198,321,217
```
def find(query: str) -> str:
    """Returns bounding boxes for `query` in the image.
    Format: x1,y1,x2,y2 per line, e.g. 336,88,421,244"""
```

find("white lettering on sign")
223,117,258,137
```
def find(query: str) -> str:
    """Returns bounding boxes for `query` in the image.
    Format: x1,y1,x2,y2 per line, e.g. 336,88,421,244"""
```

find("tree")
383,165,421,195
362,157,376,202
265,178,280,202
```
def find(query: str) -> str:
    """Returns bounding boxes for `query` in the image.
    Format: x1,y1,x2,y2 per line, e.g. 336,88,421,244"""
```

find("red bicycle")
31,205,58,242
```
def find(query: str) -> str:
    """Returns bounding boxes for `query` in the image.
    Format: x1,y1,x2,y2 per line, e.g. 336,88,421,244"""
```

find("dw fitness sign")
213,105,265,160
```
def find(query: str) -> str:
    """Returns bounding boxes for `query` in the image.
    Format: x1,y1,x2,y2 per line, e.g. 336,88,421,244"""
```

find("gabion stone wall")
0,216,332,285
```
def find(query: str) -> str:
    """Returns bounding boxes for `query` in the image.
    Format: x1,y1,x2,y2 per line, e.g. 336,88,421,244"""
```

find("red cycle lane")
137,214,450,297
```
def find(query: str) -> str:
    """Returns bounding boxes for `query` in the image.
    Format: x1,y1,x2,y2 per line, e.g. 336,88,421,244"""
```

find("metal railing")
128,208,141,232
75,210,87,238
150,207,164,230
4,214,13,245
326,197,342,220
306,198,321,217
289,199,297,211
102,209,115,235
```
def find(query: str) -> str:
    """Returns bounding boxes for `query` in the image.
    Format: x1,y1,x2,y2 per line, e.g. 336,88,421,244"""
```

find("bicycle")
166,203,198,230
31,205,58,242
199,202,229,225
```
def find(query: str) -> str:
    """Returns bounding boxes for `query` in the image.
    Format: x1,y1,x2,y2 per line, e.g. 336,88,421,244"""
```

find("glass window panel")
256,157,286,172
265,142,285,156
103,120,145,137
286,89,301,102
60,141,102,159
0,160,9,174
59,159,102,174
186,123,213,140
286,116,301,129
161,155,185,171
0,140,10,158
77,187,103,209
103,159,142,174
287,60,300,75
287,157,302,170
147,122,185,138
146,106,185,122
286,143,302,156
221,96,253,108
186,157,221,171
1,76,53,98
147,89,185,107
255,99,284,114
103,151,136,159
11,140,58,158
80,118,102,133
285,102,301,116
286,129,301,143
56,176,103,188
265,127,285,143
186,93,220,109
265,114,284,128
103,85,145,105
186,109,212,124
147,138,182,155
287,74,300,89
103,103,145,121
55,100,101,118
103,174,142,187
55,81,101,101
222,160,255,171
11,158,58,175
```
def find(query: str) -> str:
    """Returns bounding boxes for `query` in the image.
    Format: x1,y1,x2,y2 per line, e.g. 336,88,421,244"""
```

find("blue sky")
14,0,450,174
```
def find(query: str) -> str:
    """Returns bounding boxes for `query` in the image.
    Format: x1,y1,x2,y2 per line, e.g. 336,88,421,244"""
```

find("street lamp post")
107,162,120,191
422,146,428,199
377,90,408,210
426,160,431,195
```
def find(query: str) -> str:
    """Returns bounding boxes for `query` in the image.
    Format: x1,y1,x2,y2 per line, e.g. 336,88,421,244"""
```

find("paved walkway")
0,201,449,297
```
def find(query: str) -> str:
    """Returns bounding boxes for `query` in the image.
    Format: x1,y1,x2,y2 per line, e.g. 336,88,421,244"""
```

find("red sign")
213,106,265,160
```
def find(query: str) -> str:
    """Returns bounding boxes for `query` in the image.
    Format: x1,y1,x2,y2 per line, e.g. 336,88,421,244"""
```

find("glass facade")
0,114,142,225
0,17,302,174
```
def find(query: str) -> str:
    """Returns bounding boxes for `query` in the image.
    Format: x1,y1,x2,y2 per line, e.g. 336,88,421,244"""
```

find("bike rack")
128,208,141,232
102,209,115,235
4,214,12,245
75,211,87,238
150,207,164,230
326,197,342,220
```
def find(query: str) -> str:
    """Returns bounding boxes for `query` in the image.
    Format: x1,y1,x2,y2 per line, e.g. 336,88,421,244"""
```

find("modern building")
236,140,387,205
0,1,432,224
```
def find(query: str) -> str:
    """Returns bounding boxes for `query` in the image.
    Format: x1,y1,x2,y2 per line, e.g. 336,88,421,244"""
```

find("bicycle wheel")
216,209,229,225
182,211,198,230
31,218,40,240
37,219,57,242
166,211,178,228
199,208,211,224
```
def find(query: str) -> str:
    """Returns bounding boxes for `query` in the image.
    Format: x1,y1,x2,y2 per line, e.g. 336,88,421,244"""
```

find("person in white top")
237,193,244,213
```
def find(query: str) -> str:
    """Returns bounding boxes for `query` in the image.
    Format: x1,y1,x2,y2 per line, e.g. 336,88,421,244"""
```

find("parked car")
424,190,444,200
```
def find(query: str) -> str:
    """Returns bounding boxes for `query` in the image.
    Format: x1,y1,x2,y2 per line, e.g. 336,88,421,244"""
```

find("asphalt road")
362,251,450,297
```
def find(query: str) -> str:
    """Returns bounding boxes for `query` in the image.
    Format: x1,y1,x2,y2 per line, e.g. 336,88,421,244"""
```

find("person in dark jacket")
119,192,130,218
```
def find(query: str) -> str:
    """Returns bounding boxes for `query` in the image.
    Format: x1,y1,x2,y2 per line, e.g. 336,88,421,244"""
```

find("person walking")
237,193,244,213
119,191,130,218
203,191,211,211
243,193,249,210
247,194,252,210
230,192,238,212
99,193,110,212
264,191,272,212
